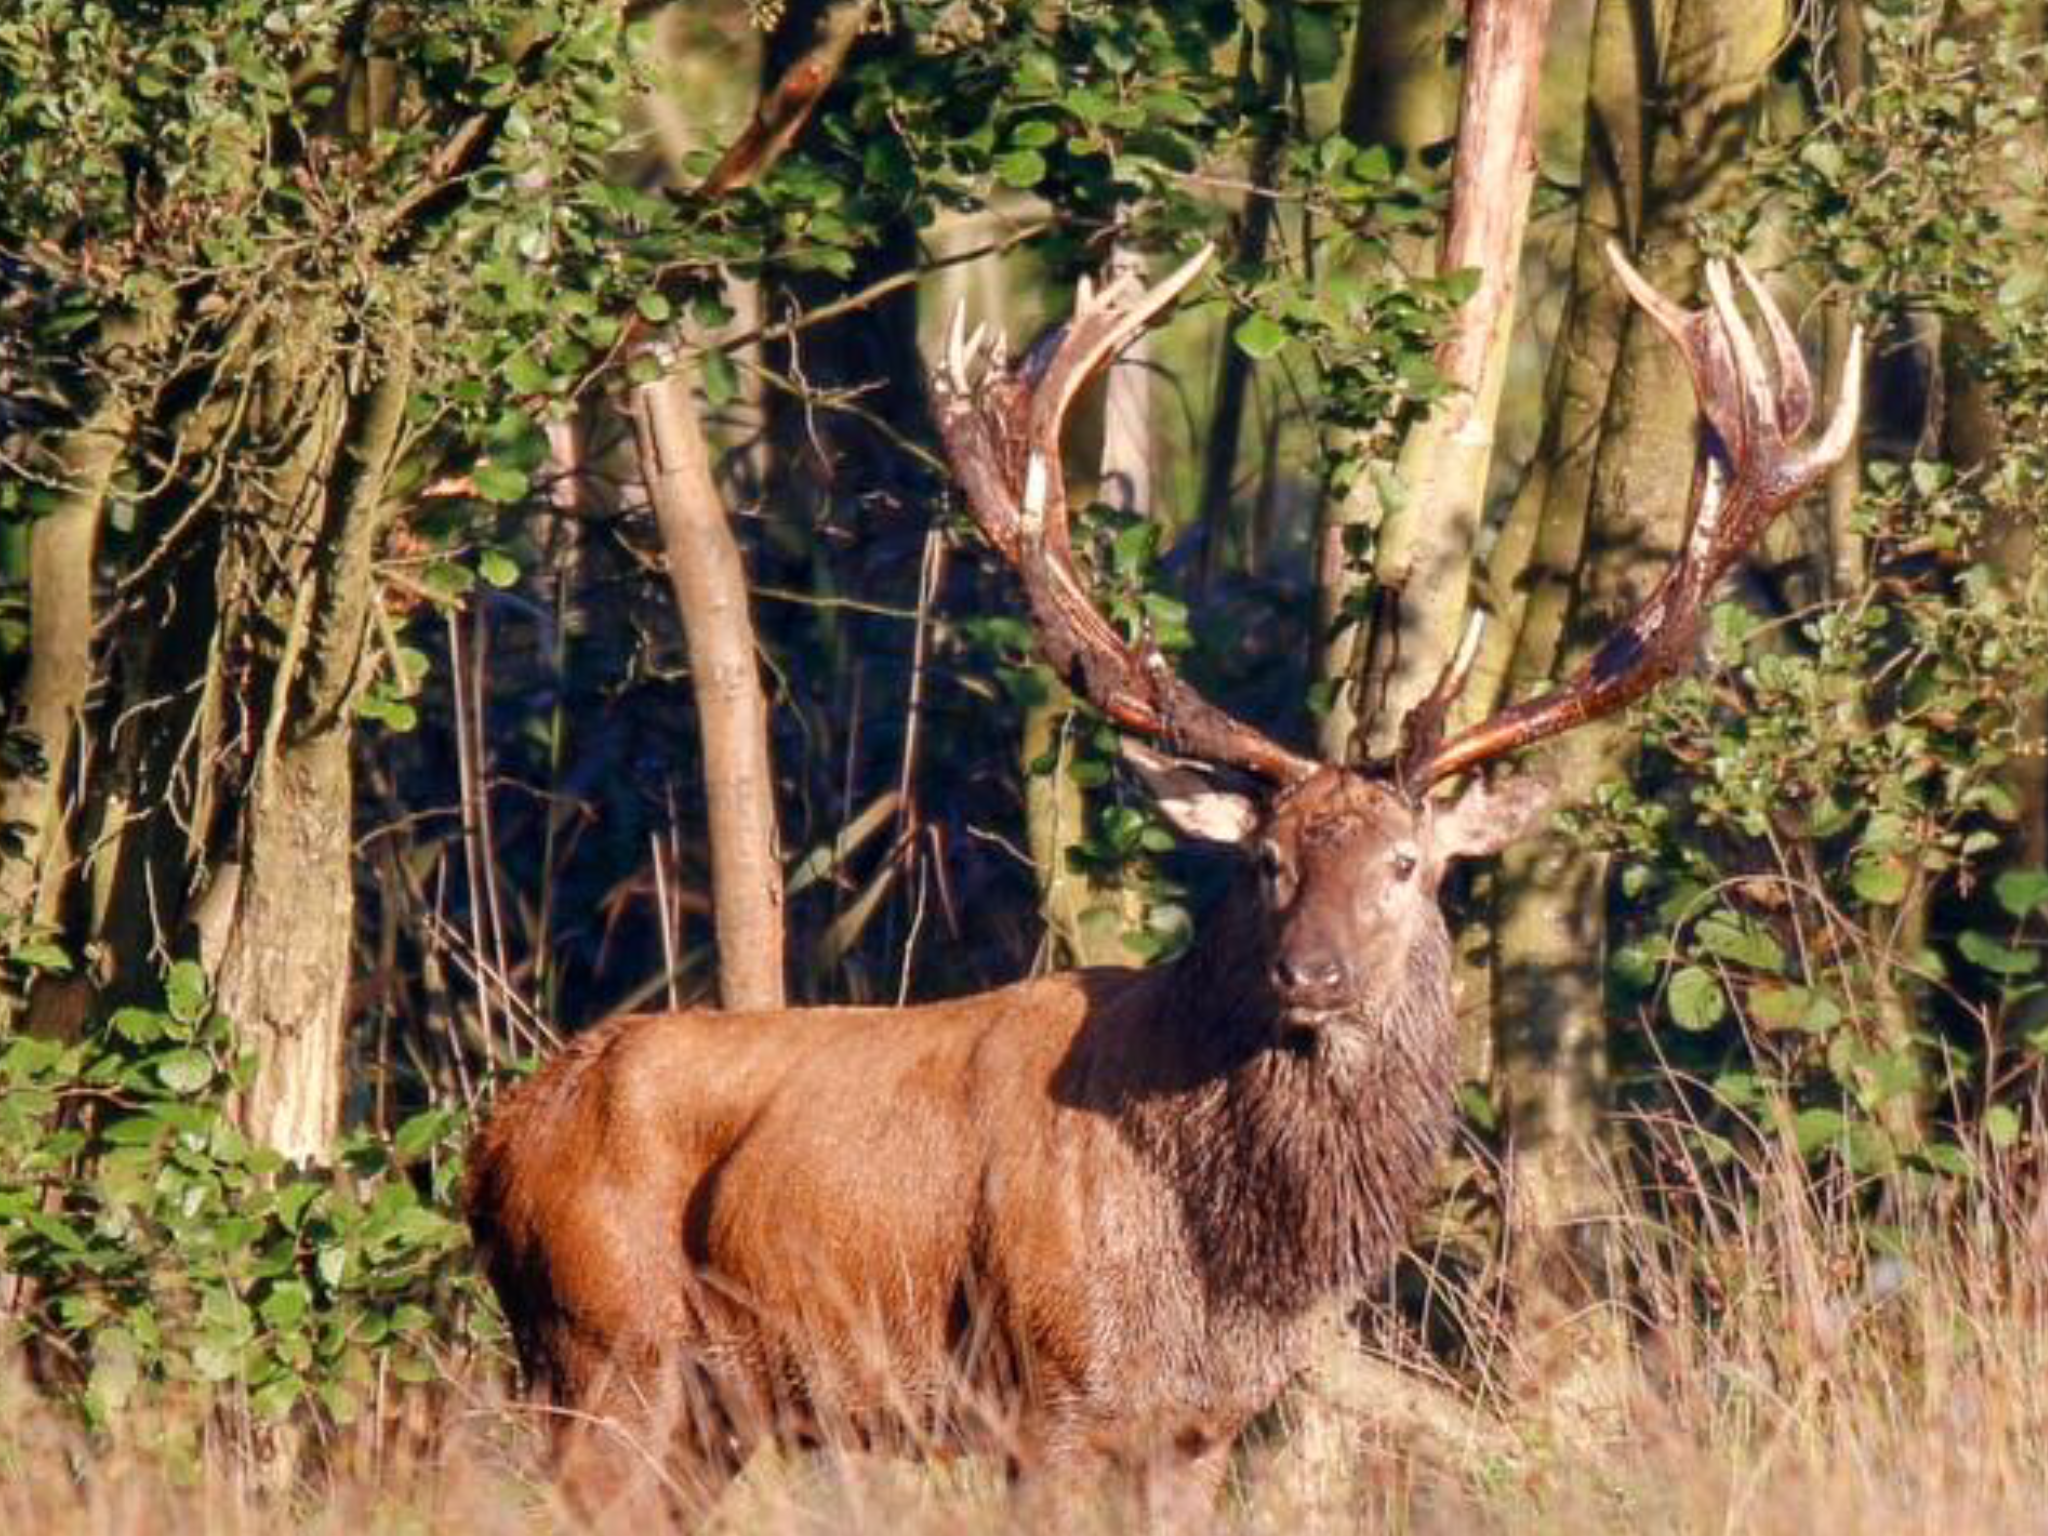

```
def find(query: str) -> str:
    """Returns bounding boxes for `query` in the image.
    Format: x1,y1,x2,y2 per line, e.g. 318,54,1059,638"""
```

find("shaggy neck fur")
1116,872,1461,1317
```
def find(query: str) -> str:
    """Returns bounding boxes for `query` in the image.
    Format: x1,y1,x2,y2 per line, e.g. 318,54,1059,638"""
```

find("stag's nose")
1270,953,1348,1001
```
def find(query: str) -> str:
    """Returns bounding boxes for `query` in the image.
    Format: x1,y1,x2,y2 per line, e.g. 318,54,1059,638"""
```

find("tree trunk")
1310,2,1458,759
1321,0,1555,761
1196,5,1298,589
1339,0,1457,155
216,318,414,1160
1471,0,1646,723
1489,0,1791,1403
632,367,787,1011
216,732,353,1160
0,378,130,1026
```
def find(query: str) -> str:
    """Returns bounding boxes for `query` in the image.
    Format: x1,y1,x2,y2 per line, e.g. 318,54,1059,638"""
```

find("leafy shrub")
0,961,495,1438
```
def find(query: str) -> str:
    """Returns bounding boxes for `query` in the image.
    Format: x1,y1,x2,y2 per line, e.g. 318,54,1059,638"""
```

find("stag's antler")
934,245,1319,786
1402,244,1863,789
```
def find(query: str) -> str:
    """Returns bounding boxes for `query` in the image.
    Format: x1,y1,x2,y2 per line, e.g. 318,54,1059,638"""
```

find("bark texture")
220,319,414,1160
633,369,787,1011
0,384,129,1012
1488,0,1791,1397
1322,0,1556,761
1473,0,1645,723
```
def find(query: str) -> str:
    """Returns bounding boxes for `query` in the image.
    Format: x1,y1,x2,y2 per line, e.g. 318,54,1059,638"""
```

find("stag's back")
465,972,1196,1428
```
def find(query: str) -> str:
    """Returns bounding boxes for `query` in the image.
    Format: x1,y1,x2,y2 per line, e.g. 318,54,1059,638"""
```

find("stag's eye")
1256,840,1295,900
1391,849,1419,881
1257,841,1285,881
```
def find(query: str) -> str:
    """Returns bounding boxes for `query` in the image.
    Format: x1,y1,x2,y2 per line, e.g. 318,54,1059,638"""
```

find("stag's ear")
1121,741,1259,845
1427,775,1554,862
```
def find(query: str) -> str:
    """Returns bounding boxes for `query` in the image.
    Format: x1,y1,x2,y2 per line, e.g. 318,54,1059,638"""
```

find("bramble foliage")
0,961,489,1436
1576,7,2048,1194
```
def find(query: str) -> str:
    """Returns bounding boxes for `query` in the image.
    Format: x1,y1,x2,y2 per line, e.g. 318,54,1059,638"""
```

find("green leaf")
322,1382,360,1425
276,1181,321,1233
993,149,1046,189
1908,459,1951,496
358,692,419,732
1920,1141,1974,1179
1959,929,2039,976
1712,1071,1763,1109
12,940,72,972
252,1376,302,1423
701,348,738,410
154,1049,214,1095
1793,1106,1847,1155
393,1108,451,1161
109,1007,164,1045
1233,314,1287,360
260,1281,311,1330
191,1339,240,1383
1799,138,1846,182
1994,868,2048,918
1696,914,1784,973
1138,90,1202,125
503,352,551,395
1668,966,1726,1031
1748,984,1812,1031
1286,6,1345,81
1852,855,1909,906
635,290,671,324
474,463,530,505
1350,143,1394,181
478,549,519,589
1986,1104,2022,1148
1843,1120,1896,1174
1865,1048,1924,1107
165,960,208,1024
1439,266,1482,305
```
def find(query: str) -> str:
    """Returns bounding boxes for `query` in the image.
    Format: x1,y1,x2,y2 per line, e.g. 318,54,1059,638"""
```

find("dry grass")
7,1158,2046,1534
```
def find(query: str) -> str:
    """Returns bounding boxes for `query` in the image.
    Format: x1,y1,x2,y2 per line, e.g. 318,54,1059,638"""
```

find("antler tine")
943,298,972,391
1406,249,1863,790
1606,245,1745,463
940,300,997,398
1704,260,1779,462
931,244,1318,786
1732,258,1812,436
1026,244,1212,440
1393,610,1488,791
1023,244,1214,555
1808,323,1863,469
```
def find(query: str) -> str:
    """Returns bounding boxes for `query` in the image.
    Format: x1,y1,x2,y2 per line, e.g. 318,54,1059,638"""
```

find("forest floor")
6,1198,2046,1534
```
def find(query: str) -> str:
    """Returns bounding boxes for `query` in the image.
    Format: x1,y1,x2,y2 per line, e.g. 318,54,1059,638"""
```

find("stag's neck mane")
1100,875,1461,1318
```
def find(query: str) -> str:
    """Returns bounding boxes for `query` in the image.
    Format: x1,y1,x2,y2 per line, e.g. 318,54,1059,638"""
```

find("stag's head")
1114,752,1544,1039
1251,769,1549,1027
933,243,1860,1036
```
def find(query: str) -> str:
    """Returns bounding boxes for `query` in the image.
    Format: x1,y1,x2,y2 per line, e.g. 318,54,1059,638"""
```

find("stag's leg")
545,1335,754,1531
1139,1425,1239,1533
1005,1409,1237,1533
520,1186,751,1526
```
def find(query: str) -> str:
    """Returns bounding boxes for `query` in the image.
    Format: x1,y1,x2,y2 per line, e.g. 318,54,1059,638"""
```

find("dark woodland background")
3,1,2047,1523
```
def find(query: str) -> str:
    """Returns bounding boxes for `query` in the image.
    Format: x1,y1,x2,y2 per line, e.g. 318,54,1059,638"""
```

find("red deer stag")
467,245,1859,1523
